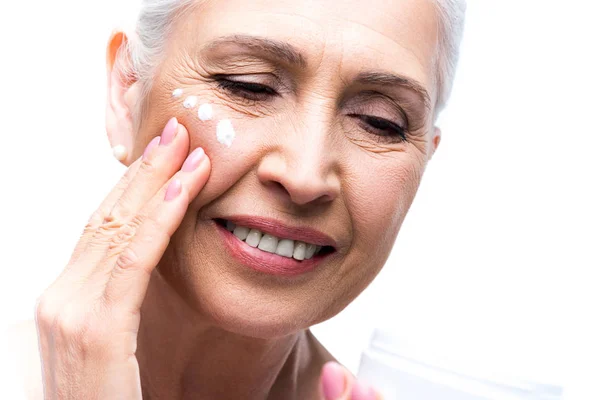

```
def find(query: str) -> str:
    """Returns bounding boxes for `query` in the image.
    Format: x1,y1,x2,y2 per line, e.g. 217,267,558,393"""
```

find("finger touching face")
126,0,440,337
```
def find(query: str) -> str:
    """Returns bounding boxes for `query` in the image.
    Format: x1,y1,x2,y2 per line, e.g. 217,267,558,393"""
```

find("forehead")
176,0,440,96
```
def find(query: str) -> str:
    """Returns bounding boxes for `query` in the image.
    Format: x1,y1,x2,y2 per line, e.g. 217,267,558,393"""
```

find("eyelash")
216,79,278,101
216,78,408,142
348,114,407,142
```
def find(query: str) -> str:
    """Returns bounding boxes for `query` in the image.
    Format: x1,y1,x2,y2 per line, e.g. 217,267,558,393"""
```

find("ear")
428,126,442,160
106,30,141,166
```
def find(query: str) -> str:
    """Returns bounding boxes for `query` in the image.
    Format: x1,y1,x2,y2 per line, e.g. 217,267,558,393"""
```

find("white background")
1,0,598,398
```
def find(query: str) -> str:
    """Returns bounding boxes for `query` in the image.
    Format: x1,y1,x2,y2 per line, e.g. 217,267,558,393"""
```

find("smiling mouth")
215,219,335,261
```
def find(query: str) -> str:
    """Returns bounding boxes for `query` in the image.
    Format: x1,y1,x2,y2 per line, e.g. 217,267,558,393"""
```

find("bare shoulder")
1,320,43,400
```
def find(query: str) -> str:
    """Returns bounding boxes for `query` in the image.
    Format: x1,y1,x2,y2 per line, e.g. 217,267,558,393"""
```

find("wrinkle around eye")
212,89,274,118
347,135,408,156
164,51,216,87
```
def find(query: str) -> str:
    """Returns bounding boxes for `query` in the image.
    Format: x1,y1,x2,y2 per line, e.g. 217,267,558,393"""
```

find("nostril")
266,180,290,197
274,181,287,193
259,165,338,206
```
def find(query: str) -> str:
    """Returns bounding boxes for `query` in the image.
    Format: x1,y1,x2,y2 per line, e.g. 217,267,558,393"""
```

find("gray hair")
432,0,467,114
122,0,466,122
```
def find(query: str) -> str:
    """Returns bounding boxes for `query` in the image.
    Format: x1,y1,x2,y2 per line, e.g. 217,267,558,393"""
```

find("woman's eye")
349,114,407,142
217,79,278,101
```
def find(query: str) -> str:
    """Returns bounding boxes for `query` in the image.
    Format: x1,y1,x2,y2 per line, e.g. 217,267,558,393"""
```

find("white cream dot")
198,103,213,121
172,88,183,98
183,96,198,109
216,120,236,147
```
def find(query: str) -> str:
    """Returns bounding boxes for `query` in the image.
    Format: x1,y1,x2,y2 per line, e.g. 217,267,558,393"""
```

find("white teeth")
245,229,262,247
233,226,250,241
305,244,317,259
293,242,306,261
258,234,279,253
276,239,294,258
224,220,326,260
226,220,236,232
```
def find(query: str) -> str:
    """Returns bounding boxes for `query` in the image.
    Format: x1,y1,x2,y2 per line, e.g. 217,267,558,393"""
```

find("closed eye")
216,78,279,101
349,114,407,142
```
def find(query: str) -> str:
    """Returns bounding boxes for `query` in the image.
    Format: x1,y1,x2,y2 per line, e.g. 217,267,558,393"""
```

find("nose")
257,122,341,207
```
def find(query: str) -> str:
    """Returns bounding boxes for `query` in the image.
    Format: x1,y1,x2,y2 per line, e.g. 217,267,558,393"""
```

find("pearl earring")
112,145,128,162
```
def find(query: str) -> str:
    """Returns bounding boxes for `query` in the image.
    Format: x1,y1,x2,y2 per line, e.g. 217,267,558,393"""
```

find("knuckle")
114,246,141,272
83,212,103,236
34,295,57,329
54,304,105,348
55,309,86,338
106,219,142,257
109,223,137,248
129,214,145,231
138,157,157,177
100,213,126,231
98,209,141,237
95,215,128,247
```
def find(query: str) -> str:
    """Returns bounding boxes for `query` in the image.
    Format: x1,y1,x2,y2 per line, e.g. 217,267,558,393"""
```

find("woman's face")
128,0,440,337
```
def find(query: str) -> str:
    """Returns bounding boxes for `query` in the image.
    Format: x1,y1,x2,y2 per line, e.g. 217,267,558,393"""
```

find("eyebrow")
356,72,432,111
204,34,308,68
204,35,431,111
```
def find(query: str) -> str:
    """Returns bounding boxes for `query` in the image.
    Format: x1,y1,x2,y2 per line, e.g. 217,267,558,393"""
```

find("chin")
204,294,312,339
158,259,323,339
159,216,353,338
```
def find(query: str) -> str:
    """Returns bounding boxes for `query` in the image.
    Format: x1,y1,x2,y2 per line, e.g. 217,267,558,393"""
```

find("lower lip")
215,222,326,277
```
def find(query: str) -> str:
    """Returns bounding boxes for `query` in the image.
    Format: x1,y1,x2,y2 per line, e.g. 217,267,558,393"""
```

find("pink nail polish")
160,117,179,146
164,179,182,201
143,136,161,160
321,362,346,400
181,148,206,172
350,380,376,400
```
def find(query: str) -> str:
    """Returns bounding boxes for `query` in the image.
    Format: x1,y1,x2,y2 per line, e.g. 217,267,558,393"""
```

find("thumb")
320,361,354,400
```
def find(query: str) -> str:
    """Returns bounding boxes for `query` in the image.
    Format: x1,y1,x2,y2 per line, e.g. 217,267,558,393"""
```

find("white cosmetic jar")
357,330,563,400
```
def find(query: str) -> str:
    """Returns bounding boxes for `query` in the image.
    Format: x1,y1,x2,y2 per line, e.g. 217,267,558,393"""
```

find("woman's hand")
34,118,211,399
320,362,382,400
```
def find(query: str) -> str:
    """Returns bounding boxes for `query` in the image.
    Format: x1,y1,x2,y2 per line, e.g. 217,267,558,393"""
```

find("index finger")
102,146,211,310
66,154,147,267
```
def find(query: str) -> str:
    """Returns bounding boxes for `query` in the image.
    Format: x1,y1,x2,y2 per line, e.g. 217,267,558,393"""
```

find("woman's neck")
136,270,307,400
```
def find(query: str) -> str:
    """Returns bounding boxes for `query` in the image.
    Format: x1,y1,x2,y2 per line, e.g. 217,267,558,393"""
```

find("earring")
112,145,128,162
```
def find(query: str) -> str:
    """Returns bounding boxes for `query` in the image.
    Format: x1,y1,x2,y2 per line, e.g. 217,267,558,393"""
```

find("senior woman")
15,0,466,398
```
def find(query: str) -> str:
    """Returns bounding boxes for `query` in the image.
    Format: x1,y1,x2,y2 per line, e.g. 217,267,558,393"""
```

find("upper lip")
220,216,337,249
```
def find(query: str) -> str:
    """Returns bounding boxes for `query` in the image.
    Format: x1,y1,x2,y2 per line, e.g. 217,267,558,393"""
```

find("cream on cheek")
216,120,236,148
172,88,183,98
172,88,237,148
183,95,198,109
197,103,213,121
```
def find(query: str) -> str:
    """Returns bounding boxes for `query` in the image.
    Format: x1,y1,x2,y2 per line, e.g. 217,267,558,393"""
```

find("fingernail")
321,362,346,400
181,147,206,172
351,380,376,400
143,136,161,160
160,117,179,146
164,179,182,201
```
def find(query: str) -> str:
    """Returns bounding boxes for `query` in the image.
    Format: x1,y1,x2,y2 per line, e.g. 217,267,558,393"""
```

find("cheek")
140,85,268,204
347,154,425,258
178,102,276,206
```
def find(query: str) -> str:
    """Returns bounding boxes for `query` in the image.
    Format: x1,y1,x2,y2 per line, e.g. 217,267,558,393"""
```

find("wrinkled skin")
120,0,440,338
27,0,443,399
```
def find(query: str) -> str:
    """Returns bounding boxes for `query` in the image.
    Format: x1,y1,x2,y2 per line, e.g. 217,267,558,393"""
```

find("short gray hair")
432,0,467,114
121,0,466,122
